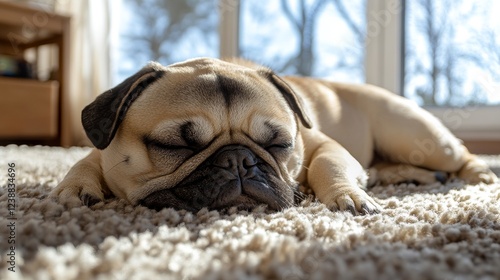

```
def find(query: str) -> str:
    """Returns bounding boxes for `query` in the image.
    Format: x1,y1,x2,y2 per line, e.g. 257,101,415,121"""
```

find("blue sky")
114,0,500,106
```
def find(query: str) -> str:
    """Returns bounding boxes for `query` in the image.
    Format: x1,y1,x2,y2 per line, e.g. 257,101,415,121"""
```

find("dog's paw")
49,179,105,208
458,158,498,185
323,187,381,215
369,163,449,186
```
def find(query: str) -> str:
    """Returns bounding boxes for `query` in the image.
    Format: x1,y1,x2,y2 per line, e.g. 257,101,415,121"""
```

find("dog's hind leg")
457,154,497,184
325,83,497,185
368,162,448,186
362,87,497,185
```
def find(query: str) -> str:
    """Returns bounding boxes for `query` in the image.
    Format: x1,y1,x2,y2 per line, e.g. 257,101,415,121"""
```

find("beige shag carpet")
0,145,500,280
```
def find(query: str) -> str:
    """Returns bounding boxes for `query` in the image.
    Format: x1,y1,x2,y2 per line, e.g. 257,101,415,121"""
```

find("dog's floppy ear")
261,71,313,129
82,62,166,149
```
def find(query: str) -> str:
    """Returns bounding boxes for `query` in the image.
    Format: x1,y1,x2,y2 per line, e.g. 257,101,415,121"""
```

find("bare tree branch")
406,0,497,106
280,0,301,32
330,0,364,44
122,0,217,68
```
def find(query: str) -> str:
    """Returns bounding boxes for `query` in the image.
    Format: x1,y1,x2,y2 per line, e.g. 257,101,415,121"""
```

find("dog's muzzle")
139,145,292,212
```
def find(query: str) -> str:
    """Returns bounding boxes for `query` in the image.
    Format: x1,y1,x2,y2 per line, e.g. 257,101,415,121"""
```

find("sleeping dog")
51,58,497,214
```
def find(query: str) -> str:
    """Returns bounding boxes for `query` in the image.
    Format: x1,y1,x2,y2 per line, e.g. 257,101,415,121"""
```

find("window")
117,0,500,150
116,0,219,82
405,0,500,107
239,0,366,83
403,0,500,142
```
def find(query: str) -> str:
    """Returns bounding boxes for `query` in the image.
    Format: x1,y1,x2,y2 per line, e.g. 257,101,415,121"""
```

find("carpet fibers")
1,145,500,279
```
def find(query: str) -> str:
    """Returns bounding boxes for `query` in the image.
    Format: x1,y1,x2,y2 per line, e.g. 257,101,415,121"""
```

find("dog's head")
82,58,312,211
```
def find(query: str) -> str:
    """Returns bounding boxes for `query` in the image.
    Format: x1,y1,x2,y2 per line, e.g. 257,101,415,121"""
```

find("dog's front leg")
50,149,109,207
301,130,381,215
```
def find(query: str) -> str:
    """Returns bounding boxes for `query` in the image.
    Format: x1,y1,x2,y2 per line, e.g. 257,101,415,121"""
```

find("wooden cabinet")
0,1,70,146
0,77,58,138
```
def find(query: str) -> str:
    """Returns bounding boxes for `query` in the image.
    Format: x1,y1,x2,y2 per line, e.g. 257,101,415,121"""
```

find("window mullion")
364,0,404,95
219,0,240,58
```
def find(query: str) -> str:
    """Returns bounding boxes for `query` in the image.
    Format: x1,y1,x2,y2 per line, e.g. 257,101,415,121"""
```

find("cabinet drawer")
0,77,59,138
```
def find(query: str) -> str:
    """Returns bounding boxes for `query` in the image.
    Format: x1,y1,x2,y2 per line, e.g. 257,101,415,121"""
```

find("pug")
50,58,497,215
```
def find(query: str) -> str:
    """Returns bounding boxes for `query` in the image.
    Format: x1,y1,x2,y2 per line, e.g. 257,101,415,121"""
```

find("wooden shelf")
0,0,71,146
0,77,59,138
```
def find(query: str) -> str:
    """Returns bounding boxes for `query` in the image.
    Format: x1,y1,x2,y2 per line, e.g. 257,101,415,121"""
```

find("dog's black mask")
139,145,294,212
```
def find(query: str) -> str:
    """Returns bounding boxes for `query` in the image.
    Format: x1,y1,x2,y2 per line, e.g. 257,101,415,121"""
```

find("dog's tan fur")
51,58,497,214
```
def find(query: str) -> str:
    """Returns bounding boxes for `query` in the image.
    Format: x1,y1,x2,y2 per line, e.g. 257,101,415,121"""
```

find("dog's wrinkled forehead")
163,58,269,105
127,59,292,138
82,58,312,149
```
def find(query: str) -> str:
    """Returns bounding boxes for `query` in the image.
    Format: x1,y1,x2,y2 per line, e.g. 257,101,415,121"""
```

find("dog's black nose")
212,145,258,178
140,144,292,212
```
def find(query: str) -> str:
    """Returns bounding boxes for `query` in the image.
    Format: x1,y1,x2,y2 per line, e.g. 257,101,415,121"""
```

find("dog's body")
51,58,497,214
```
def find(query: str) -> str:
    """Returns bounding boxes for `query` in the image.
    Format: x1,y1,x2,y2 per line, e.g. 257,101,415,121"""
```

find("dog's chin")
138,145,295,212
138,175,293,212
139,190,262,213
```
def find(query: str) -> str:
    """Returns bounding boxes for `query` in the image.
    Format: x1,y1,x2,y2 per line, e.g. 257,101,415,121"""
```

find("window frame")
219,0,240,58
219,0,500,143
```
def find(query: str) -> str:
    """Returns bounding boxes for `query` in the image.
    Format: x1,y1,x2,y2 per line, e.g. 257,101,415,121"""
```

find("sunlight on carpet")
0,145,499,279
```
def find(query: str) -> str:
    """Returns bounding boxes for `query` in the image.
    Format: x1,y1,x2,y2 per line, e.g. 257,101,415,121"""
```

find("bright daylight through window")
117,0,500,141
405,0,500,107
